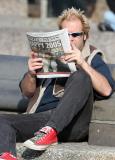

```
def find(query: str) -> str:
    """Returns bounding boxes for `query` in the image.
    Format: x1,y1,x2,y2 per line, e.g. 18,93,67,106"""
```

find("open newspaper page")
27,29,76,78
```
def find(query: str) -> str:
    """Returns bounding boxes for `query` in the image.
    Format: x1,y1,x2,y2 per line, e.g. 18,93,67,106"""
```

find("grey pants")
0,69,93,155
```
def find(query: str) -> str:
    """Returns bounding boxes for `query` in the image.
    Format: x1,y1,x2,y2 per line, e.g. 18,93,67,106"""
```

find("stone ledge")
17,142,115,160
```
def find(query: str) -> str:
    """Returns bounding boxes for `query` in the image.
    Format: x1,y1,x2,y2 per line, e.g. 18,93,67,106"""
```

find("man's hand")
61,43,85,66
28,52,43,75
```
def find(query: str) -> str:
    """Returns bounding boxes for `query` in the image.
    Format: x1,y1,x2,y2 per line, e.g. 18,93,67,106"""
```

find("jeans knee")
70,69,91,86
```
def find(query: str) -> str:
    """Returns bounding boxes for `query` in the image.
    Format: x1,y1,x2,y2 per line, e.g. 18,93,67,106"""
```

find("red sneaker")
23,126,58,150
0,152,17,160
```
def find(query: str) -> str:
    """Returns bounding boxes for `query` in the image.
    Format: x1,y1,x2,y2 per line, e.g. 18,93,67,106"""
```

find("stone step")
0,16,57,30
16,142,115,160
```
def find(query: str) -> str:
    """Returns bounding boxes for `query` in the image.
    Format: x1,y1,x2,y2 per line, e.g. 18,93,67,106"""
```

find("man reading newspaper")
26,28,76,78
0,8,114,160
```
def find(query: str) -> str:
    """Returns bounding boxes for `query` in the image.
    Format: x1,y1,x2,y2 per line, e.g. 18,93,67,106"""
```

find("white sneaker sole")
23,140,58,151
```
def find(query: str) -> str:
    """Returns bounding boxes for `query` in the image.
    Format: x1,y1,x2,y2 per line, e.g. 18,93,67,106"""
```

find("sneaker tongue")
40,126,52,134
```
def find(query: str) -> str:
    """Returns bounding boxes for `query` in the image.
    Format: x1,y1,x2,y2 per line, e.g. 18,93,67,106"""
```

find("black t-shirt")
35,79,60,112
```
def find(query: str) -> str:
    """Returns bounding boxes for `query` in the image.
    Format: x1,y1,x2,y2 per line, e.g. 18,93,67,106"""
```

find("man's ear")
83,34,87,41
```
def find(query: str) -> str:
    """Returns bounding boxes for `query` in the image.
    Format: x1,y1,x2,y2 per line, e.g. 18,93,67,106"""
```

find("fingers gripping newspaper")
27,29,76,78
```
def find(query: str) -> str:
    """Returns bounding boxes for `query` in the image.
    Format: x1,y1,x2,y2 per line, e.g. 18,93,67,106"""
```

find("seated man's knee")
70,69,91,85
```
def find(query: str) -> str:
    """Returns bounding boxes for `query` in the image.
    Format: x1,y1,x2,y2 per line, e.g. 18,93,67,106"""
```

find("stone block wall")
0,0,27,17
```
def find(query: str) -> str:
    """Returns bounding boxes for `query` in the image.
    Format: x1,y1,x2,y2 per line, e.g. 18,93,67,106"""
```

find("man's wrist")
28,71,36,78
77,58,85,66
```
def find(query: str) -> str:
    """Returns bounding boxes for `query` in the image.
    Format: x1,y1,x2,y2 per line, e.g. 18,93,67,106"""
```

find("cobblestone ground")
16,142,115,160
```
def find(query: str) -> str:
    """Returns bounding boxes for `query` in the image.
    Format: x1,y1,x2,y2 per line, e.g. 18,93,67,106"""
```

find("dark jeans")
0,69,93,155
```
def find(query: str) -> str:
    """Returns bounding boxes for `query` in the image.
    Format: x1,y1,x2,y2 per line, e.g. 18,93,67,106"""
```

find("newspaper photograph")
27,29,76,78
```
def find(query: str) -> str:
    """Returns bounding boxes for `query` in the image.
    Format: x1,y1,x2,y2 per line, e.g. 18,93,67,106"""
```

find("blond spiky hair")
58,7,90,37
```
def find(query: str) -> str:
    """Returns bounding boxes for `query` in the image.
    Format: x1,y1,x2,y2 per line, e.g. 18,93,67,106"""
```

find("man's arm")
20,52,43,98
63,44,112,97
20,72,37,98
81,61,112,96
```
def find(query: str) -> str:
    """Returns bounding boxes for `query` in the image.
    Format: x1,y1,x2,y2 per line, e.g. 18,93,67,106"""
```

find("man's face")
61,18,87,51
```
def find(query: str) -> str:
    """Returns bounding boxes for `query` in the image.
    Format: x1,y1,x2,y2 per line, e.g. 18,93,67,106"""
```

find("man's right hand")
28,52,43,75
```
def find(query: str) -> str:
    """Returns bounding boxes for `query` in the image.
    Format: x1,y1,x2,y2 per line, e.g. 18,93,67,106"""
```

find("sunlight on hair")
58,7,90,37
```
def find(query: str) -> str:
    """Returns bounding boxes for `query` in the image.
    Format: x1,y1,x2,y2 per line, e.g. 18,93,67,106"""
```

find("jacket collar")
81,41,91,59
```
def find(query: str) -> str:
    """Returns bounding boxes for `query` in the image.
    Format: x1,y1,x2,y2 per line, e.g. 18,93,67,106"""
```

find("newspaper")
27,29,76,78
